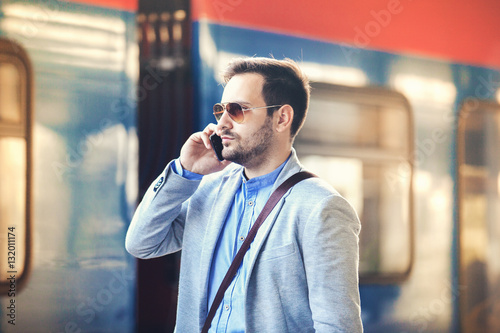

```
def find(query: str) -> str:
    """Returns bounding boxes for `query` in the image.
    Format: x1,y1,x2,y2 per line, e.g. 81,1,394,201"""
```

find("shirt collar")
240,153,291,189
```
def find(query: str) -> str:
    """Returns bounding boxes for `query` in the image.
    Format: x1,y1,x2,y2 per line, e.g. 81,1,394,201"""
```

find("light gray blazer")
126,150,363,332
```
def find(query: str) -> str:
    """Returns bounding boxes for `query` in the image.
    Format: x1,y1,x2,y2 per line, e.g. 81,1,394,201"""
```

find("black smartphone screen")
210,133,224,161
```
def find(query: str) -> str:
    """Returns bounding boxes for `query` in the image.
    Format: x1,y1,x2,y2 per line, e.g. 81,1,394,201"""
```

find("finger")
199,131,211,149
201,123,217,149
188,132,203,144
202,123,217,134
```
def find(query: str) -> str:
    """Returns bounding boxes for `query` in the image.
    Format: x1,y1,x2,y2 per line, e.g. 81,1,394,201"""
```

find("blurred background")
0,0,499,332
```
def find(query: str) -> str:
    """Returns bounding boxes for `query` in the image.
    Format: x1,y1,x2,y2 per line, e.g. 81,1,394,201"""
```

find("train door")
458,100,500,332
136,0,191,331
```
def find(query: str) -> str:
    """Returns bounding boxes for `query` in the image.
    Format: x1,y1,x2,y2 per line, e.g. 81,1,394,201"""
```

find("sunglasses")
213,102,282,123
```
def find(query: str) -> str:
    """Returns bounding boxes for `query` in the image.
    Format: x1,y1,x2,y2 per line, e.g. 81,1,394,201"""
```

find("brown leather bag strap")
201,171,316,333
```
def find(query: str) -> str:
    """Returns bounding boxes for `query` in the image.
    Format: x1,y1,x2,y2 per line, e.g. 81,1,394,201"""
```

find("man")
126,57,363,332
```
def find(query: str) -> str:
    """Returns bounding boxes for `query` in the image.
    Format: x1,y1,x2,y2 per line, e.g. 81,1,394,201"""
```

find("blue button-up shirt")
172,158,288,332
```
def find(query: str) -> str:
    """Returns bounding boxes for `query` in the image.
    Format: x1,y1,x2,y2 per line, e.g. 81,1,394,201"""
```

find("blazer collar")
272,148,304,191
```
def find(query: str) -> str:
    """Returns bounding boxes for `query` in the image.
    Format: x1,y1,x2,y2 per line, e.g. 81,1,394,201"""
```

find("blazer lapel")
247,194,288,260
244,149,304,282
197,171,242,316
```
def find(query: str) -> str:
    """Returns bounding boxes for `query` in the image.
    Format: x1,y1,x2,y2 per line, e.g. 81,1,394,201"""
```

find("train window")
0,62,22,124
458,100,500,333
0,39,32,293
295,83,413,283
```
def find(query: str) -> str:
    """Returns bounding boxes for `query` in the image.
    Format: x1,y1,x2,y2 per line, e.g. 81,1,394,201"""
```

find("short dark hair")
221,57,310,138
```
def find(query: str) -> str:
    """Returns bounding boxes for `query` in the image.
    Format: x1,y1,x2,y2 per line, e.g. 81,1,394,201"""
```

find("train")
0,0,499,332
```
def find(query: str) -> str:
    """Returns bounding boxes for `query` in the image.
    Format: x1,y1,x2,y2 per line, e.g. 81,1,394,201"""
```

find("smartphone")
210,133,224,161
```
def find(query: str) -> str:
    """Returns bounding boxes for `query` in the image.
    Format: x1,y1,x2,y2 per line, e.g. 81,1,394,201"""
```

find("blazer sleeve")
125,161,202,259
302,194,363,333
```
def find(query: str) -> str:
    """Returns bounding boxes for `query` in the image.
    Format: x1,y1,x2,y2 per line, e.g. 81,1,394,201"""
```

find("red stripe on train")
192,0,500,69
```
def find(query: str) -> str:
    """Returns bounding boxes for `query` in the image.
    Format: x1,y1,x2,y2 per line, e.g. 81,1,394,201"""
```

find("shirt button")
239,236,245,241
224,305,230,311
248,201,254,206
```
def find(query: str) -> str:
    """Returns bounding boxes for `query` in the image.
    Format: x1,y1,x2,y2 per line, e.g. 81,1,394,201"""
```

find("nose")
216,109,233,133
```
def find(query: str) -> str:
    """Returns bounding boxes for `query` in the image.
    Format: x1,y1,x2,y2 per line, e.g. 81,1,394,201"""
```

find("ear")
275,105,293,133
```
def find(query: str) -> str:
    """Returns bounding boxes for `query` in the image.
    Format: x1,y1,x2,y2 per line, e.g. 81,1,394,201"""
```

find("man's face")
216,73,275,168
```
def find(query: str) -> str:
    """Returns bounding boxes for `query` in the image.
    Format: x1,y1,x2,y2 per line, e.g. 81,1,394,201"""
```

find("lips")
220,131,235,143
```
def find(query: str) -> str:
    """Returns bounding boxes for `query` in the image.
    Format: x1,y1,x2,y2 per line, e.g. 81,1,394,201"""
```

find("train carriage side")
0,0,138,332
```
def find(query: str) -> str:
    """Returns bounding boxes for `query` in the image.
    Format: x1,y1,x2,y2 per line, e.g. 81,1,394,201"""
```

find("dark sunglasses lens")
227,103,244,123
213,104,224,121
213,103,244,123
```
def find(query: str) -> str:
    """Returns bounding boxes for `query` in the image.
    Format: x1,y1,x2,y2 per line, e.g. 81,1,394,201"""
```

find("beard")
221,118,274,168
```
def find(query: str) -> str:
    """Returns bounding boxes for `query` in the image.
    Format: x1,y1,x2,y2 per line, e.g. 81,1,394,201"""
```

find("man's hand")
179,124,231,175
